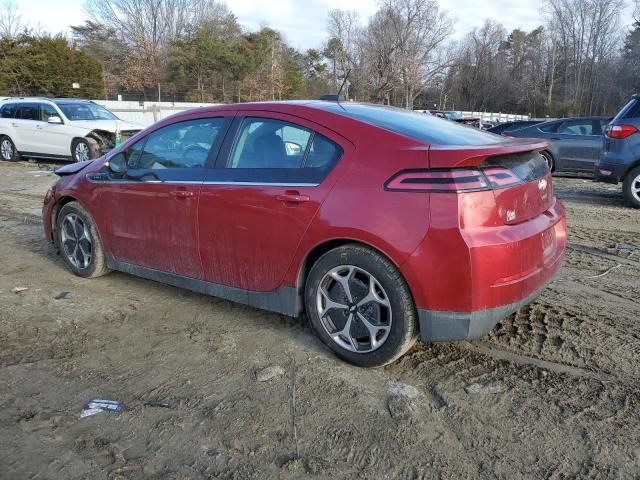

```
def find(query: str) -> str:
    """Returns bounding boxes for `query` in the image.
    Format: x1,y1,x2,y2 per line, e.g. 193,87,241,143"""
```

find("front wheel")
622,166,640,209
56,202,111,278
304,244,418,367
71,138,99,163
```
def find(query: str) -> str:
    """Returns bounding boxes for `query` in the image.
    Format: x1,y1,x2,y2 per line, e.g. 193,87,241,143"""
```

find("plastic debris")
54,291,73,300
12,287,28,294
80,399,124,418
611,243,635,251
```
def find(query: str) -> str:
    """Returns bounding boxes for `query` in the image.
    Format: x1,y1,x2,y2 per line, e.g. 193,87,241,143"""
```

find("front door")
36,103,70,156
198,112,349,291
94,115,231,278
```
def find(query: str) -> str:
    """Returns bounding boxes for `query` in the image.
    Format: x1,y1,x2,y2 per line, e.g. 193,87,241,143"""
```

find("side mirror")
108,153,127,175
47,116,63,125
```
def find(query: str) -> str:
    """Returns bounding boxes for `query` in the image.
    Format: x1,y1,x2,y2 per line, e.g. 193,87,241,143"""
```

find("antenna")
336,69,351,101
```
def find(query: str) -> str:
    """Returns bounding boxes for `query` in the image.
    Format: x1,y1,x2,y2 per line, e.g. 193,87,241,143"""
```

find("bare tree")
0,0,24,39
325,9,360,97
379,0,453,109
86,0,229,95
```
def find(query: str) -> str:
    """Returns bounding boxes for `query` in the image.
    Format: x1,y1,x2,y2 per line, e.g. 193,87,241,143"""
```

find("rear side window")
0,103,17,118
17,103,39,120
557,120,595,135
318,103,505,146
621,99,640,120
133,118,225,169
229,118,313,169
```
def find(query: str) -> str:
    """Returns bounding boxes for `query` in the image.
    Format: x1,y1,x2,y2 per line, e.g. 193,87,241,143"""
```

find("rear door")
552,119,603,171
13,103,41,152
94,115,231,278
198,112,350,291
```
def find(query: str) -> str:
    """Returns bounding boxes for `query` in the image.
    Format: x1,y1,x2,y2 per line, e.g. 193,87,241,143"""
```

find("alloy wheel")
631,173,640,203
316,265,392,353
1,139,13,160
60,213,92,269
75,142,90,162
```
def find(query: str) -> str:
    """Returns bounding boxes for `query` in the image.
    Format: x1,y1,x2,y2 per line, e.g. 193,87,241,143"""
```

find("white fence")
93,100,529,127
92,100,222,126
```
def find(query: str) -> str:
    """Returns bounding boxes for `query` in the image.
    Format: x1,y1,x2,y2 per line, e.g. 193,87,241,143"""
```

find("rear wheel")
622,166,640,209
304,244,418,367
0,136,19,162
56,202,110,278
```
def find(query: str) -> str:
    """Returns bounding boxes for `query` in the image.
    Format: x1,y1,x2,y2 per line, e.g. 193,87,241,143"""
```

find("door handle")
276,191,310,204
36,125,43,129
170,189,196,199
11,122,17,127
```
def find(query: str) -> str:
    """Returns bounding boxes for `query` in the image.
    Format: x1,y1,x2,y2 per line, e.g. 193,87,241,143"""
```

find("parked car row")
484,95,640,208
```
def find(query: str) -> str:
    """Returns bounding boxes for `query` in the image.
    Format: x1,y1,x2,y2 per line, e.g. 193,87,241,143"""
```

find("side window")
539,122,559,133
17,103,39,121
40,104,60,122
228,118,312,169
557,120,594,135
124,139,146,168
304,134,342,170
0,103,17,118
132,118,225,170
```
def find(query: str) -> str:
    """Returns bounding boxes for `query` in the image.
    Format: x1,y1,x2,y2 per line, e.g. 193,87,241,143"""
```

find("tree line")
0,0,638,117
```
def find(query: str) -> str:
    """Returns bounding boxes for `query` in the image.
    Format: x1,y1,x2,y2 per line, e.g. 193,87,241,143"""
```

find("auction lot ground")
0,160,639,479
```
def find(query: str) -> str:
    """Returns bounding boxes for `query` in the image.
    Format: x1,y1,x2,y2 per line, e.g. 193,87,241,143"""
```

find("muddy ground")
0,160,639,479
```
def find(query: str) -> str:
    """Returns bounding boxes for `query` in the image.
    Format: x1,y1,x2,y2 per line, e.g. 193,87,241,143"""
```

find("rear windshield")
613,98,640,121
318,103,506,146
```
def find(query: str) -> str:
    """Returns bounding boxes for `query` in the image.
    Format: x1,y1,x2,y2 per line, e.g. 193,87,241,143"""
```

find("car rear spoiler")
55,159,95,176
428,139,549,168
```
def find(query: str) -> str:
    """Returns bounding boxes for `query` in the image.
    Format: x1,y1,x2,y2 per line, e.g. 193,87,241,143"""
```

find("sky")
8,0,637,50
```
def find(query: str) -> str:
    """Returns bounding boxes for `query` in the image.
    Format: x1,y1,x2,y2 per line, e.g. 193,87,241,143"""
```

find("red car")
43,102,566,367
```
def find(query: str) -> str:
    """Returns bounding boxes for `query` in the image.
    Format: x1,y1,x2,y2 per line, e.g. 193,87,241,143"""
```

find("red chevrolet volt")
43,102,566,367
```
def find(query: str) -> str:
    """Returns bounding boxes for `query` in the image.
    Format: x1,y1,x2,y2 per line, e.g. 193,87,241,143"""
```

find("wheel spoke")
331,313,357,351
319,287,348,317
330,266,355,302
357,274,389,308
357,312,390,349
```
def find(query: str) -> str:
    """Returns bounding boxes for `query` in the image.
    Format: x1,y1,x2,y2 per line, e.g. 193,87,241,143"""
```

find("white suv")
0,98,144,162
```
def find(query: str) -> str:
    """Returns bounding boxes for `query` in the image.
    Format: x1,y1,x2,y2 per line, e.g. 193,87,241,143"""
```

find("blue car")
595,94,640,208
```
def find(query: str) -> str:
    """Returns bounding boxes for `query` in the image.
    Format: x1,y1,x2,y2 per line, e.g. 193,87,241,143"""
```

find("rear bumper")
404,197,566,343
594,159,627,184
417,261,558,342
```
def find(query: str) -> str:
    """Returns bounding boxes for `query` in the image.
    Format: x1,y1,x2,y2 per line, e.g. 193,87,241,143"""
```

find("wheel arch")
541,149,556,172
621,158,640,182
294,238,413,314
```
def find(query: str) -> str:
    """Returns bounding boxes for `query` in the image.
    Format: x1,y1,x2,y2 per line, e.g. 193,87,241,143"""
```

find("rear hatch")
604,95,640,153
428,139,553,224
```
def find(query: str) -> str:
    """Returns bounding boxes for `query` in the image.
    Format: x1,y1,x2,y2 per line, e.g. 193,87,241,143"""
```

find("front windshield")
57,103,118,121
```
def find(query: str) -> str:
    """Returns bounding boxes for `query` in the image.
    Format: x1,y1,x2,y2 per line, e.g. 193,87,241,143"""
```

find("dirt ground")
0,160,639,480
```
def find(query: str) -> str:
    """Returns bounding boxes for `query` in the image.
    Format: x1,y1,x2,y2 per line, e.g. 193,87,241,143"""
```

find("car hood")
67,119,144,132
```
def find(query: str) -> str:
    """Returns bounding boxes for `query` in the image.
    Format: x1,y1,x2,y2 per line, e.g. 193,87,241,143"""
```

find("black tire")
304,244,419,367
0,135,19,162
56,201,111,278
71,137,100,163
541,150,554,173
622,166,640,209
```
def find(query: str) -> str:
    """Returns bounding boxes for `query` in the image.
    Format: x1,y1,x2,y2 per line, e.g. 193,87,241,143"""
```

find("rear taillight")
385,167,522,193
605,124,638,139
384,169,488,192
